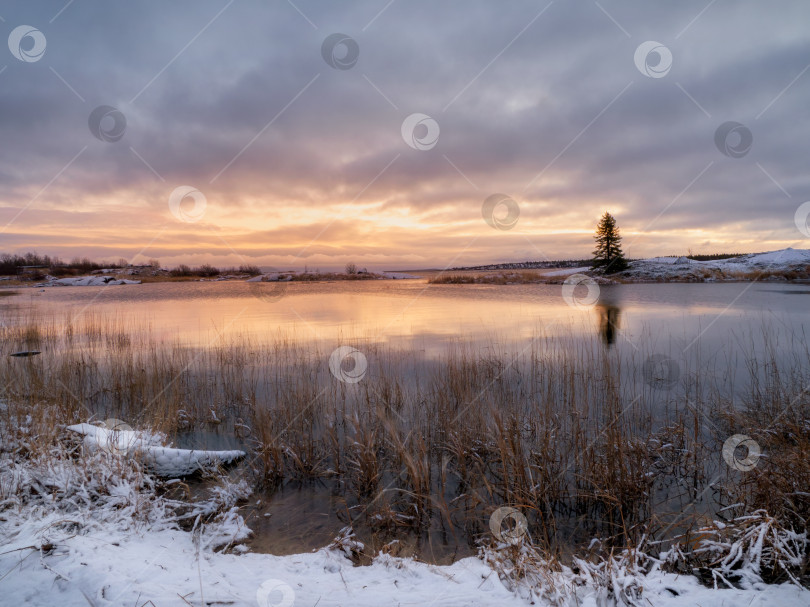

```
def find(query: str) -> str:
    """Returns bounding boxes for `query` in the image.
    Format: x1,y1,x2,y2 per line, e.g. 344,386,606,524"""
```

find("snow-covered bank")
0,516,520,607
618,248,810,282
3,508,807,607
1,427,807,606
542,266,592,278
37,275,141,287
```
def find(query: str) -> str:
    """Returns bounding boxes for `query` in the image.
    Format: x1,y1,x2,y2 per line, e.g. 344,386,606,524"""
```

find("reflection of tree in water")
596,303,621,347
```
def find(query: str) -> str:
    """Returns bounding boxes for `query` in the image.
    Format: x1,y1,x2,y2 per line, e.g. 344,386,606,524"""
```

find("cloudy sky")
1,1,809,269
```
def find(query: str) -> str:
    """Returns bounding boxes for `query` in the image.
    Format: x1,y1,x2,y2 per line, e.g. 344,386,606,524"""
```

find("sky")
1,1,809,270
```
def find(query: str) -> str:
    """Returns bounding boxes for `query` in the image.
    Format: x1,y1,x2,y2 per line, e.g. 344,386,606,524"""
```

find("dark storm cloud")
0,0,809,267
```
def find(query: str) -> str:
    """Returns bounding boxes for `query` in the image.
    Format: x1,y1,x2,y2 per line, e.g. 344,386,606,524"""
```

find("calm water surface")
2,279,808,355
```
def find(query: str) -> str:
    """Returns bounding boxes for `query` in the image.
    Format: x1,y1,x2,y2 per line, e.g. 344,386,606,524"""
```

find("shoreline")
3,248,808,288
0,270,424,289
1,291,808,604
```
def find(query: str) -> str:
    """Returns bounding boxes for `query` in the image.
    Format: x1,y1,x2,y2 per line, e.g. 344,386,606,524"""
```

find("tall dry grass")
0,312,807,576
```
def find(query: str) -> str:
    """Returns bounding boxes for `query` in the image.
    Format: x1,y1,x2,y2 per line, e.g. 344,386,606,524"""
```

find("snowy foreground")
1,438,807,607
4,514,808,607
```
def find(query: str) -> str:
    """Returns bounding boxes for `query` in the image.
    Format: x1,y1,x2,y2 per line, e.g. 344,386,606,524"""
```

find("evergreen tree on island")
592,212,628,274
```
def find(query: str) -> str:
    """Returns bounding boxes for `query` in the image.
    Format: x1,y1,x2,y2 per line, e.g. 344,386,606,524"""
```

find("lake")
1,279,808,562
3,279,808,353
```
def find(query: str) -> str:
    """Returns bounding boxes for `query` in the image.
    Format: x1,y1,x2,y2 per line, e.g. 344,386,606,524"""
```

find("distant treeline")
684,253,744,261
168,264,261,277
451,259,596,271
0,252,129,276
0,252,264,279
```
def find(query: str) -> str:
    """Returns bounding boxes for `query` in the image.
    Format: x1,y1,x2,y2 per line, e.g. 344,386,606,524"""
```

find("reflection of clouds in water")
1,282,807,369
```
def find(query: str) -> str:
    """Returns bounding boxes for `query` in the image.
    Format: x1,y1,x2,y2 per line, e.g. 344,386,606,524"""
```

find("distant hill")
447,259,595,271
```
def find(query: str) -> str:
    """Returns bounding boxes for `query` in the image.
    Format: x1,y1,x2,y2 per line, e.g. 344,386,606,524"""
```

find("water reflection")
596,303,621,346
0,280,807,358
595,288,623,347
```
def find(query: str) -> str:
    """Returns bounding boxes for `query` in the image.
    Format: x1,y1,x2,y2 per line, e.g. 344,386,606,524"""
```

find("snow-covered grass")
617,248,810,282
676,511,808,589
40,275,141,287
66,422,245,477
2,435,808,606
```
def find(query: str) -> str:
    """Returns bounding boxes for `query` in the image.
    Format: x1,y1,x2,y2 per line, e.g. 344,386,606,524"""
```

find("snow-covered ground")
542,266,592,277
2,508,807,606
1,409,808,606
38,275,141,287
619,248,810,282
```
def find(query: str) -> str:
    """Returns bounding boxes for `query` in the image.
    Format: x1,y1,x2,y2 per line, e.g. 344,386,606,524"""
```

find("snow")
66,423,245,477
1,511,807,607
0,515,519,606
3,412,808,605
745,247,810,265
542,266,591,277
1,430,808,606
43,276,141,287
621,248,810,282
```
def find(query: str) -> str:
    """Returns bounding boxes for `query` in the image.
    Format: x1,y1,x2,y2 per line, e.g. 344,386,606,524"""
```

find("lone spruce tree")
592,212,628,274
